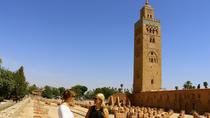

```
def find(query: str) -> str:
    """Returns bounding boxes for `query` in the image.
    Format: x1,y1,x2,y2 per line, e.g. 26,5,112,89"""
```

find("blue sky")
0,0,210,90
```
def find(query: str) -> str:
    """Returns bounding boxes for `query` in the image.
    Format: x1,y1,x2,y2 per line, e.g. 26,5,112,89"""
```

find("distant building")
31,89,42,96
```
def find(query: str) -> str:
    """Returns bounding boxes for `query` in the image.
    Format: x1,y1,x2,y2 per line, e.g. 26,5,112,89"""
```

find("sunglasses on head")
94,97,99,100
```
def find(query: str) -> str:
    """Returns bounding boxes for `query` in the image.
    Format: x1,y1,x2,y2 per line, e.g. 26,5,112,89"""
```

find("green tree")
13,66,28,100
0,68,15,99
58,87,65,97
93,87,118,99
183,81,193,89
175,86,178,90
71,85,88,99
42,85,53,99
203,81,208,88
52,87,60,98
0,59,28,100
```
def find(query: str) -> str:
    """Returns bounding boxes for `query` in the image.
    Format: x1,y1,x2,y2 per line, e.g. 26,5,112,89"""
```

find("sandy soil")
2,98,198,118
17,98,114,118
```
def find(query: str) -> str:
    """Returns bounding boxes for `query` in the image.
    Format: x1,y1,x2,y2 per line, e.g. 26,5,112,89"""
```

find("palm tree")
203,81,208,88
183,81,193,89
120,84,123,93
175,86,178,90
197,84,200,89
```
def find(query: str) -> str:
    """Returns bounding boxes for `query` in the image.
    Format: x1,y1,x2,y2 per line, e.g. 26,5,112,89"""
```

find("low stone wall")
0,100,15,111
108,92,131,107
0,97,30,118
133,89,210,114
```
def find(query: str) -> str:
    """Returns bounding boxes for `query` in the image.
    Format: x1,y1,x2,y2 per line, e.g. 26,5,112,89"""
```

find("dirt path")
17,98,56,118
17,98,87,118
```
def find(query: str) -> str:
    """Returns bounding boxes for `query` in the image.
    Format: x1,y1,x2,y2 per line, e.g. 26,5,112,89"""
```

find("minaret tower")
133,0,162,92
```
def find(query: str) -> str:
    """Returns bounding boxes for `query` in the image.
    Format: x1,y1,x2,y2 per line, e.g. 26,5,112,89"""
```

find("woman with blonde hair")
58,89,75,118
85,93,109,118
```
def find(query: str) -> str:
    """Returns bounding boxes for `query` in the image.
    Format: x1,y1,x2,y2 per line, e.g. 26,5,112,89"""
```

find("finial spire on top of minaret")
146,0,149,5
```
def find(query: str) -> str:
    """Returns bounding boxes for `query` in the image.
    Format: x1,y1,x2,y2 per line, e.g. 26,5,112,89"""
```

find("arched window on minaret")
148,51,158,63
150,37,155,43
151,79,154,85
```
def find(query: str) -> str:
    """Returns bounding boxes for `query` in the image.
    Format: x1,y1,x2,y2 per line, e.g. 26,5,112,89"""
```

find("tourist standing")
85,93,109,118
58,89,75,118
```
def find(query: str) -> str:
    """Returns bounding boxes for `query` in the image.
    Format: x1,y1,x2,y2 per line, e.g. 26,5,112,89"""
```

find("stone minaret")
133,0,162,92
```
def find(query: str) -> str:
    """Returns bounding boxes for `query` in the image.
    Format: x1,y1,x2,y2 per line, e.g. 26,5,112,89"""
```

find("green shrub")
0,96,4,102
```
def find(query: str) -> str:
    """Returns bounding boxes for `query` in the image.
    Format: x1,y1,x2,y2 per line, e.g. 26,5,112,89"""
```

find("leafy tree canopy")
203,81,208,88
71,85,88,99
42,85,53,99
84,87,118,99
